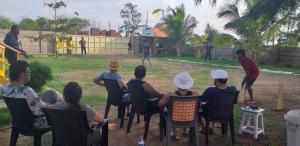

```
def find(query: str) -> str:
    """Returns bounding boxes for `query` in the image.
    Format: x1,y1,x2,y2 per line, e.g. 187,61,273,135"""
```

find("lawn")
1,55,300,146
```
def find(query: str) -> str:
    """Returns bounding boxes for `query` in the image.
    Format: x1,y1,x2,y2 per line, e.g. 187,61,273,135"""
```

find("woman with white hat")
159,72,199,140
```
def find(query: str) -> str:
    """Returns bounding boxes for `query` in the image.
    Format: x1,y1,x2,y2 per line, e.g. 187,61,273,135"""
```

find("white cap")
210,70,228,79
174,72,194,89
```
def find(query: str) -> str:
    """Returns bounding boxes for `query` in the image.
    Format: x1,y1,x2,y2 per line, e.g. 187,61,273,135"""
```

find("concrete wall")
0,29,55,54
214,47,300,67
58,35,129,55
0,29,130,55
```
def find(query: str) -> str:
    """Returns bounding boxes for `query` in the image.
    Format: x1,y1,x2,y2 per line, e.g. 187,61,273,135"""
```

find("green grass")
0,108,11,128
156,56,300,74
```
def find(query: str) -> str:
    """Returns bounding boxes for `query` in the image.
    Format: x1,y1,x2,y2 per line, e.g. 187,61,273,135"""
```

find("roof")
152,23,168,38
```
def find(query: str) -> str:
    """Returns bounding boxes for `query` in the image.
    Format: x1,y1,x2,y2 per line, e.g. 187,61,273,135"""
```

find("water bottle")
138,136,145,146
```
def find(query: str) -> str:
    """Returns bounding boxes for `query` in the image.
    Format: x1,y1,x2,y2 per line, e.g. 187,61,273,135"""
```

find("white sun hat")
174,72,194,89
210,70,228,79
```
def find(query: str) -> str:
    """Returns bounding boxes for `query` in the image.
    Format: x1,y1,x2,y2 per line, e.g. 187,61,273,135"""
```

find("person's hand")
22,51,28,58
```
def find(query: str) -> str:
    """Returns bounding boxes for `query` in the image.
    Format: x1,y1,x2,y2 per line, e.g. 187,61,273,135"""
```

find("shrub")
26,61,53,92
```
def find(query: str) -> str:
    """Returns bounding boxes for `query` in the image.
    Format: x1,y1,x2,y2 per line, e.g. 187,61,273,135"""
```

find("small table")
239,106,265,139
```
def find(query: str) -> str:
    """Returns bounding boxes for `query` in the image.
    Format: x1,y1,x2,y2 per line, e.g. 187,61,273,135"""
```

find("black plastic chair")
126,82,163,141
103,79,126,128
43,108,108,146
201,91,240,146
2,96,51,146
164,95,201,146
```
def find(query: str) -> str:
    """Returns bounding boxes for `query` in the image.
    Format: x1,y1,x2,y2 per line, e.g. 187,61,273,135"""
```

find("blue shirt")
4,31,20,49
201,86,237,102
95,71,123,81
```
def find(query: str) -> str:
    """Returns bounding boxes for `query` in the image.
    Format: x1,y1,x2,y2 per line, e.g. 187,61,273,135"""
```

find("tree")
19,18,39,30
217,0,268,62
0,16,14,29
36,17,52,31
56,17,90,33
163,4,198,56
44,1,67,58
120,2,142,54
44,1,67,32
120,2,142,36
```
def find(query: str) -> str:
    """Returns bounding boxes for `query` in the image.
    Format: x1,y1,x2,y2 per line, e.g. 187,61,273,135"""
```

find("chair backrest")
206,91,240,120
2,96,35,131
167,95,201,125
43,108,91,146
103,79,123,105
127,82,149,114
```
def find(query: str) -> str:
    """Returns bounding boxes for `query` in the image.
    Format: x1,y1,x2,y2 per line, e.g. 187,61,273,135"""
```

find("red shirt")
239,57,259,80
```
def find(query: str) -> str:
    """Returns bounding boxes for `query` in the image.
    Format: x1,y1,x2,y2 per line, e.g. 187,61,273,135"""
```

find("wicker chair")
163,95,201,146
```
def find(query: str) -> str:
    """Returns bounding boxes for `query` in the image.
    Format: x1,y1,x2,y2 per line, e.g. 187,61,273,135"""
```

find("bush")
26,61,53,92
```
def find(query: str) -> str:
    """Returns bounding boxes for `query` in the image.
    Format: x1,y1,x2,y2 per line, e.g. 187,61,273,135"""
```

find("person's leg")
142,55,146,65
81,47,83,55
247,86,254,101
147,55,152,66
84,47,87,55
204,54,208,62
246,79,256,101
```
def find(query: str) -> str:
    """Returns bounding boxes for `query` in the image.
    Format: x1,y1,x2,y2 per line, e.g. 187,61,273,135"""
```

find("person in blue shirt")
200,69,237,133
4,25,27,64
202,70,237,102
142,41,152,67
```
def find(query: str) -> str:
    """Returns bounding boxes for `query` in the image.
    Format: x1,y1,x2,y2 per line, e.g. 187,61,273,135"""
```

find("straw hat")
174,72,194,89
107,59,120,71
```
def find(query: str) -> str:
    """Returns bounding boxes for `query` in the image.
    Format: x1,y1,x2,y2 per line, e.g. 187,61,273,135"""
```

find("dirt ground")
0,58,299,146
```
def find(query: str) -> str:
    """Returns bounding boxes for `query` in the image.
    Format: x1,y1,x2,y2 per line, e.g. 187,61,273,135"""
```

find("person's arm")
93,112,105,123
158,92,174,107
93,73,105,86
118,80,128,90
143,82,164,98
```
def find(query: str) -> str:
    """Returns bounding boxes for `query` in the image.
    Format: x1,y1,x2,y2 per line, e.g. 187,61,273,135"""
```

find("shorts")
245,78,256,87
143,54,150,60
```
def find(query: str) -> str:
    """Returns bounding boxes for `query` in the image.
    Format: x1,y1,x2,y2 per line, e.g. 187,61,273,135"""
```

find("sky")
0,0,246,35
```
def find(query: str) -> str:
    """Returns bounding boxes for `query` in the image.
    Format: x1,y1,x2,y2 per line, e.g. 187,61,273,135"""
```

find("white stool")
239,107,265,139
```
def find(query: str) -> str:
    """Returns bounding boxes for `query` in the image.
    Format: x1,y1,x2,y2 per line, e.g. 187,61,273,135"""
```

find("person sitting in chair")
159,72,198,140
53,82,116,145
128,65,164,112
93,59,129,116
200,69,237,133
93,59,127,90
0,60,63,129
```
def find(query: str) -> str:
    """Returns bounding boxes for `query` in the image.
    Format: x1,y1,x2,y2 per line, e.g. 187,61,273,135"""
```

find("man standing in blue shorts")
142,41,152,67
236,49,259,103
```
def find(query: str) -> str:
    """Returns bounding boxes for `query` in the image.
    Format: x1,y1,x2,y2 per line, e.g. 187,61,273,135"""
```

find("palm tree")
194,0,299,27
162,4,198,56
217,0,265,62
